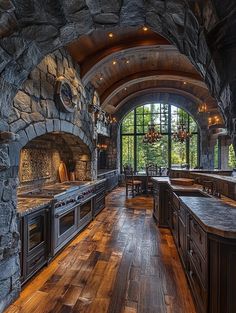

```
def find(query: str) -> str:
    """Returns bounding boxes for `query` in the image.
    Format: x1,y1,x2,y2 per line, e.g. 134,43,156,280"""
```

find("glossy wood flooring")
6,188,196,313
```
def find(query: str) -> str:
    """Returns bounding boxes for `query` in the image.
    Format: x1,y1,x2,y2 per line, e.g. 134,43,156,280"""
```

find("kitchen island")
152,177,236,313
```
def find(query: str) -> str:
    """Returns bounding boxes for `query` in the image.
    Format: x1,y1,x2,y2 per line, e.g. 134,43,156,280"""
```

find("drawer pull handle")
31,256,42,267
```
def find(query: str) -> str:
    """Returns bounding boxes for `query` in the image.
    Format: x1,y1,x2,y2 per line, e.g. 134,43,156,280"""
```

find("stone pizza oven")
18,132,92,192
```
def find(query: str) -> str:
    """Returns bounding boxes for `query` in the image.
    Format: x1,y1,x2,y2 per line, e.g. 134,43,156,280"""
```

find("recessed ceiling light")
143,26,148,31
108,32,114,38
112,60,117,65
125,59,130,64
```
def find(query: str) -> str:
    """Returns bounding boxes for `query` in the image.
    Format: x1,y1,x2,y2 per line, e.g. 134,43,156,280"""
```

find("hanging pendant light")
143,124,162,144
172,124,192,143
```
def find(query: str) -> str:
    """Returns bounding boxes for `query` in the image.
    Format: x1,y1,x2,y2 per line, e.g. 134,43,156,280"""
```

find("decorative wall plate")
55,76,77,113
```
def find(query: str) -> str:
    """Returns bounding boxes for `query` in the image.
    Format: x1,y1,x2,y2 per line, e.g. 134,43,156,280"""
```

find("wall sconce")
109,115,117,124
208,115,220,126
97,143,108,151
198,103,207,113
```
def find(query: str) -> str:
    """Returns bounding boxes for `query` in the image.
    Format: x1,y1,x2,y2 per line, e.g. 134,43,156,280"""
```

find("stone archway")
0,0,233,130
110,91,212,171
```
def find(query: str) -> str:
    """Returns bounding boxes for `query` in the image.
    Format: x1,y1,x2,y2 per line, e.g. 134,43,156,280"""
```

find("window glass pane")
121,103,199,171
136,135,169,172
189,116,198,133
171,141,186,167
121,135,134,169
214,139,219,169
121,111,134,133
189,134,198,168
228,144,236,169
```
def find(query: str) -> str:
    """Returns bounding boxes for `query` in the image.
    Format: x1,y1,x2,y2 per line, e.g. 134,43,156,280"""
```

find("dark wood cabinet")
152,181,169,227
97,170,118,193
93,180,106,216
20,206,51,284
153,182,236,313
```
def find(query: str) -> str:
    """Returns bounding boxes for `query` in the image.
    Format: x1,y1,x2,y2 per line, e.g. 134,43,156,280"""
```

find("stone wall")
0,47,97,312
0,1,236,311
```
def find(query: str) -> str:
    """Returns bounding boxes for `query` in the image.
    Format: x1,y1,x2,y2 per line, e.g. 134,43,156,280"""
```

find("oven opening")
28,216,44,251
59,210,75,236
80,200,92,219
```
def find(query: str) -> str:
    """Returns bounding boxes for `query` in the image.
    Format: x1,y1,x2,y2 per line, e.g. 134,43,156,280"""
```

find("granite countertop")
17,197,51,217
17,179,107,217
151,177,201,191
190,172,236,183
97,169,117,176
170,168,232,173
180,197,236,239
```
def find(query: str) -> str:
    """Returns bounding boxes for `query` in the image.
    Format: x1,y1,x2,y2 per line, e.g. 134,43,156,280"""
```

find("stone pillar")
0,144,21,312
219,135,231,170
105,123,119,170
200,127,216,169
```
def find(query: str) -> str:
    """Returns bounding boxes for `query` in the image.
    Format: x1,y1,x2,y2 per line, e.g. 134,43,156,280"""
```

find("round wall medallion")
55,77,77,113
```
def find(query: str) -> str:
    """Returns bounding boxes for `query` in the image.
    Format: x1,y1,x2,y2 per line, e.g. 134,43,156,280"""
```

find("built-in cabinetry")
19,180,107,284
97,169,118,193
20,206,50,284
93,179,106,216
153,179,236,313
153,180,170,228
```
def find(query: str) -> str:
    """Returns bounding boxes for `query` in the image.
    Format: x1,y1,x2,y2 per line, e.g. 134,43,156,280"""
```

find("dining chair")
123,166,142,198
146,163,159,193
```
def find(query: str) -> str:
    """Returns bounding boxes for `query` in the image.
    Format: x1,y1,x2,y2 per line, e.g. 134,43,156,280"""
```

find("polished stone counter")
97,169,118,177
17,197,51,217
152,177,201,191
180,197,236,239
170,168,232,174
152,177,236,239
17,179,106,217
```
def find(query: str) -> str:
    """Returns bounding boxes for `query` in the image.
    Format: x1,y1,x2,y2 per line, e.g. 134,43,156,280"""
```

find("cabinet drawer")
189,215,207,259
94,197,105,216
188,239,207,288
26,248,47,278
188,258,208,313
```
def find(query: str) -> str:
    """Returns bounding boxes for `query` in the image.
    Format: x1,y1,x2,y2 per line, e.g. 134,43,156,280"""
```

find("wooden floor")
6,188,196,313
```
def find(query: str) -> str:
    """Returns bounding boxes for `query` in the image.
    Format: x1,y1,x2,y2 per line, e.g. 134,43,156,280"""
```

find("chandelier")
143,124,162,144
172,124,192,143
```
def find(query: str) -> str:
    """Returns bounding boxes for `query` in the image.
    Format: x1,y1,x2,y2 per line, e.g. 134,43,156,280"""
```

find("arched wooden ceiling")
67,27,220,118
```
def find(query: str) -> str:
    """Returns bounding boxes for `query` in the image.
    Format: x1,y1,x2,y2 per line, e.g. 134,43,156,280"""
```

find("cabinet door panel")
189,215,207,259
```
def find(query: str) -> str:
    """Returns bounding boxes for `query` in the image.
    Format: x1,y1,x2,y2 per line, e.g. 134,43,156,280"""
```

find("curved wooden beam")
100,70,205,107
82,45,177,85
104,87,218,116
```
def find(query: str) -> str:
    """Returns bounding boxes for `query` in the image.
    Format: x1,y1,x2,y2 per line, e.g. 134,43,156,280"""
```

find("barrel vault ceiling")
67,26,220,118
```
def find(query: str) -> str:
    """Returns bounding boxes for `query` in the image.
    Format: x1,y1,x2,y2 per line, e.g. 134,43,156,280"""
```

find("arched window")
120,103,199,172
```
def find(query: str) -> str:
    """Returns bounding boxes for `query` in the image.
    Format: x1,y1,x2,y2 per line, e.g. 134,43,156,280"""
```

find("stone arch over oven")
9,119,95,170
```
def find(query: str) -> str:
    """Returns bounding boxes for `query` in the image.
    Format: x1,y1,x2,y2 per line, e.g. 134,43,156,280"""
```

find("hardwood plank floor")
6,188,196,313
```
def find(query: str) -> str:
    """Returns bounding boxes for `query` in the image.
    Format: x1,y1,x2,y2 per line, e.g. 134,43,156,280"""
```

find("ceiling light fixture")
108,32,114,38
125,59,130,64
112,60,117,65
183,81,187,85
143,124,162,144
143,26,148,31
198,103,207,113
